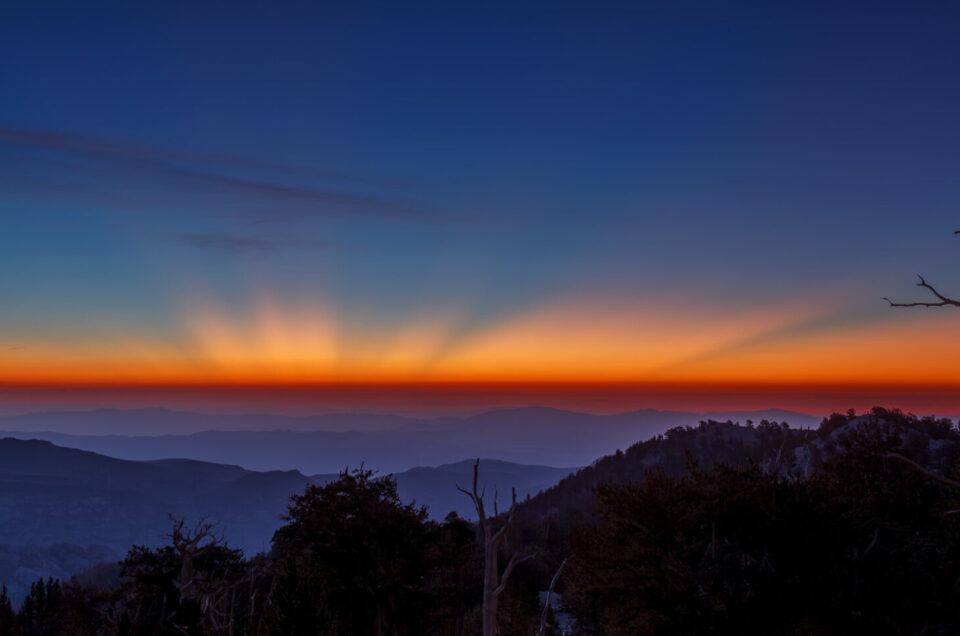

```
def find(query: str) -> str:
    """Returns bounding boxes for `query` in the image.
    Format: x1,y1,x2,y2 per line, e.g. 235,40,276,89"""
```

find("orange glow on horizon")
1,290,959,400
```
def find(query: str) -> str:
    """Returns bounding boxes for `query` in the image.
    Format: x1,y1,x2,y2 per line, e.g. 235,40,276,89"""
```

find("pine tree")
0,585,15,634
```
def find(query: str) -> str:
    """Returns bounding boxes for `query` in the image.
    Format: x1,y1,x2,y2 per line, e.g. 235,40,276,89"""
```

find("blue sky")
1,1,959,396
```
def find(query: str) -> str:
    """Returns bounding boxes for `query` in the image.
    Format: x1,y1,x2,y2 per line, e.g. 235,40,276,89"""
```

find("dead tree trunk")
165,516,223,603
458,459,532,636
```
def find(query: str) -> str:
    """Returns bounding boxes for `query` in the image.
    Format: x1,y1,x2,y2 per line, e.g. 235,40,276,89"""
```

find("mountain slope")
515,409,960,521
0,438,309,554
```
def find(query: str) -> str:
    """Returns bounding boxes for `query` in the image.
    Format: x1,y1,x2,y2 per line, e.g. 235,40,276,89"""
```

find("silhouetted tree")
18,578,62,636
423,512,482,635
268,467,432,636
113,534,244,635
0,585,14,634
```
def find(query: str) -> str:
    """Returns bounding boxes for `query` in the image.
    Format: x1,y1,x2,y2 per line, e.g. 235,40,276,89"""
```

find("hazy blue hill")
0,407,821,474
0,438,309,603
144,457,251,481
390,459,577,521
0,438,310,551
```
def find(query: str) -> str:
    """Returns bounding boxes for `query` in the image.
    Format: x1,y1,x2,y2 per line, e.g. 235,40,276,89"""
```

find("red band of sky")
1,381,958,416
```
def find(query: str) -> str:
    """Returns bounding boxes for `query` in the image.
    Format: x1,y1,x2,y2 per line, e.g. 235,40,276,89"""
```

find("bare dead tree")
457,459,534,636
885,452,960,490
164,515,224,603
884,231,960,307
537,557,569,636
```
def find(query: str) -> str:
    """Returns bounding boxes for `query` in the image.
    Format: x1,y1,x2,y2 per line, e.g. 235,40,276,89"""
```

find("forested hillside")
3,408,960,634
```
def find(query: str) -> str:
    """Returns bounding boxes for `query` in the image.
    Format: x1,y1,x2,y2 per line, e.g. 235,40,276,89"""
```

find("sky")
1,1,959,415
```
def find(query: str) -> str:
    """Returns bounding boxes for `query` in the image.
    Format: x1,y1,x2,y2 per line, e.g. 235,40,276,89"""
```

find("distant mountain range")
0,407,821,473
0,406,823,604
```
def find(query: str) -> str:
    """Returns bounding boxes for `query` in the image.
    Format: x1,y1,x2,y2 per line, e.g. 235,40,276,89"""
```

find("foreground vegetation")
2,408,960,634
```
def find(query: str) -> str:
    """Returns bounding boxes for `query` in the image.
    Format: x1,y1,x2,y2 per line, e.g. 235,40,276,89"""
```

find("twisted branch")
884,275,960,308
885,452,960,490
884,230,960,307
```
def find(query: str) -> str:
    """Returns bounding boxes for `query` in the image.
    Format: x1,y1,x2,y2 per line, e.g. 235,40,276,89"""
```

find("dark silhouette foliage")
5,408,960,634
562,412,960,634
0,587,13,634
267,467,433,635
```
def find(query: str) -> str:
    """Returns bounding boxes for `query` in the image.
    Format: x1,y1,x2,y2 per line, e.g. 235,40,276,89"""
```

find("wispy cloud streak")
0,126,433,223
175,232,328,254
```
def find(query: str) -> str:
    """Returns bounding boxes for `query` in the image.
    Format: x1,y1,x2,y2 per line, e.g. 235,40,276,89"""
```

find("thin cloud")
0,127,368,184
157,164,426,222
175,232,328,254
0,126,436,224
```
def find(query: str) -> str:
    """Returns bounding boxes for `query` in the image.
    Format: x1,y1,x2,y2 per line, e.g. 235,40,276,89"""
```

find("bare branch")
457,459,487,528
885,275,960,308
455,485,477,506
538,557,569,636
489,488,519,547
886,452,960,490
493,552,535,597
